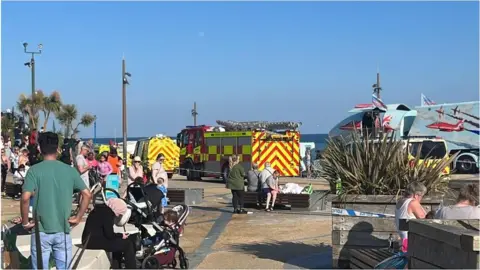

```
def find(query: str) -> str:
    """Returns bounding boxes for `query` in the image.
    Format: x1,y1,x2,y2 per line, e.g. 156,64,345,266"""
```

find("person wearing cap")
82,191,136,269
128,156,144,186
20,132,91,269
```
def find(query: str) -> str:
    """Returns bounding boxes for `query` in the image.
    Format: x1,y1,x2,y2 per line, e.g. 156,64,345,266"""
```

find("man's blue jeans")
31,232,72,269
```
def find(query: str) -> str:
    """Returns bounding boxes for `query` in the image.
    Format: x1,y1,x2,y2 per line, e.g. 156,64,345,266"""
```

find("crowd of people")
0,130,175,269
226,155,280,214
394,181,480,252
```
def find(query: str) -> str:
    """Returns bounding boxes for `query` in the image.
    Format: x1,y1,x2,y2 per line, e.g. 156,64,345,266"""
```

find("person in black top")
82,192,137,269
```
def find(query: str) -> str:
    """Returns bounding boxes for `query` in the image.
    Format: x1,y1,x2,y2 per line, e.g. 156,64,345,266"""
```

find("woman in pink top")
128,156,144,185
97,154,113,181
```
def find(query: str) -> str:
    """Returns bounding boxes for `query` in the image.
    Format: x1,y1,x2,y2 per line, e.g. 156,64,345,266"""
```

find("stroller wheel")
142,256,161,269
171,259,177,269
179,257,189,269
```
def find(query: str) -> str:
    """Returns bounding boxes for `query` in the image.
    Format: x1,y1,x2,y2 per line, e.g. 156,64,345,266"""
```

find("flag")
421,93,436,106
372,94,387,110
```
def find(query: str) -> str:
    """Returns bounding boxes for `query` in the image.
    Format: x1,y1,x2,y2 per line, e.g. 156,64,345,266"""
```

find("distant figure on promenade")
86,139,95,153
76,145,92,189
304,147,312,178
97,154,113,182
1,148,10,195
227,155,247,214
60,138,74,166
259,162,275,190
21,132,91,269
86,152,98,169
246,163,262,207
152,153,168,212
263,170,280,212
128,156,144,186
10,146,20,174
108,148,122,175
435,183,480,219
395,182,426,252
19,148,29,167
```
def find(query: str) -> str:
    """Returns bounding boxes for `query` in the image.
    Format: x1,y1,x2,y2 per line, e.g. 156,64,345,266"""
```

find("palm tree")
57,104,96,138
17,90,45,131
41,91,62,131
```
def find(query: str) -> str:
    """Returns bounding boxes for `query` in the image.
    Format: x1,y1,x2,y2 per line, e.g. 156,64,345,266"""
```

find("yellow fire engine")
133,134,180,178
177,121,301,181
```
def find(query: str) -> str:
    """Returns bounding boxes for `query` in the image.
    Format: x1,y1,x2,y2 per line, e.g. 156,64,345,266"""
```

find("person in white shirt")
13,164,29,199
10,147,19,174
76,145,91,189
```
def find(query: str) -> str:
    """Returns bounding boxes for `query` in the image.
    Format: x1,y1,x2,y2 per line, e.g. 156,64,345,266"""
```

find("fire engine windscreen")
216,120,301,131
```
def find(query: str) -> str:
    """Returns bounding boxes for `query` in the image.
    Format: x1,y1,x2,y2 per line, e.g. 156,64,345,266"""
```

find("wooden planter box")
244,189,330,211
331,195,444,268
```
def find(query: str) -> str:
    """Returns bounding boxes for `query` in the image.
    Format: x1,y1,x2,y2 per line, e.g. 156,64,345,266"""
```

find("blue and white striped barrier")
332,207,394,218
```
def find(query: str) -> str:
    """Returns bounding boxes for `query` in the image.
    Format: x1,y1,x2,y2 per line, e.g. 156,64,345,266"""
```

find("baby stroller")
125,182,190,269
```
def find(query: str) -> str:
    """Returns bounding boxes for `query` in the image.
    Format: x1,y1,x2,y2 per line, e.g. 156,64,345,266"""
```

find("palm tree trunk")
43,112,50,132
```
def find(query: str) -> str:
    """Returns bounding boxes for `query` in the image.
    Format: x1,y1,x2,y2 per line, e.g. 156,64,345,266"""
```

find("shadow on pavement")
191,205,233,214
230,241,332,268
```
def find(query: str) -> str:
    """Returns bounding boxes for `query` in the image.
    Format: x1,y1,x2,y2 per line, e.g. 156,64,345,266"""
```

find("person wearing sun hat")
128,156,144,186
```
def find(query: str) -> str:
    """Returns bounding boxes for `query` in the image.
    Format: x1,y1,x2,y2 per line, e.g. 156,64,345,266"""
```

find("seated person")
82,192,136,269
142,210,179,246
435,183,480,219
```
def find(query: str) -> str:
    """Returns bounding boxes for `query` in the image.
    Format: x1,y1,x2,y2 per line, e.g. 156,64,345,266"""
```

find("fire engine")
177,120,301,181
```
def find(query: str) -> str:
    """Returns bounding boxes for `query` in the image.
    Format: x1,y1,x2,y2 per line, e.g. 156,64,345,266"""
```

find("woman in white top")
435,184,480,219
395,182,426,252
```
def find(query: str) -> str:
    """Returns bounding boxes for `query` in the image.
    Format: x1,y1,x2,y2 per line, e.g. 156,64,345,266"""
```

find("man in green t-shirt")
21,132,91,269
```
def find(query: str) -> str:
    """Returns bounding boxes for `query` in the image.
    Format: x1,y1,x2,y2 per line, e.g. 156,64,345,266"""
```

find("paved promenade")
2,173,477,268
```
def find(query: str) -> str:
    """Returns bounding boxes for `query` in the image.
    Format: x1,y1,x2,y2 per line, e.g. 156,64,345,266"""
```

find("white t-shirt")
76,154,90,188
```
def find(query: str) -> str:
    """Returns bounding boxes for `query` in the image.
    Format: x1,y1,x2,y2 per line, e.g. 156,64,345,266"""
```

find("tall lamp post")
122,57,131,187
23,42,43,98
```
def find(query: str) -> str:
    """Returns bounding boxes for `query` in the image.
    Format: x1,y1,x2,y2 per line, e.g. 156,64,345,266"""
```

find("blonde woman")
226,155,247,214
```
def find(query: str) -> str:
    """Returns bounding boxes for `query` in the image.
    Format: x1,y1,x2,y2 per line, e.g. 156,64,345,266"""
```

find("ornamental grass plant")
320,132,456,196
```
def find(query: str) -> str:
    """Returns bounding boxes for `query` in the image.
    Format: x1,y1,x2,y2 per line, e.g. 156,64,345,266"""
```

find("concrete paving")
2,173,478,268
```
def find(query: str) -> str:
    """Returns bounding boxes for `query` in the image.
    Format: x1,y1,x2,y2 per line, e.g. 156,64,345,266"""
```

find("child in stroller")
126,181,190,269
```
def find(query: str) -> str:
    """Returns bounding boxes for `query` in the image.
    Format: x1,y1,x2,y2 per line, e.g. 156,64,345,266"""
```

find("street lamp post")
23,42,43,98
122,57,131,188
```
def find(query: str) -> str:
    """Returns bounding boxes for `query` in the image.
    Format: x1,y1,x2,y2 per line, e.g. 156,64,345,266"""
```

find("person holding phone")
82,191,136,269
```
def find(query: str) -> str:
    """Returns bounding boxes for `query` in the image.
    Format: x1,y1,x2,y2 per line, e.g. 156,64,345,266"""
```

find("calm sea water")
84,133,329,151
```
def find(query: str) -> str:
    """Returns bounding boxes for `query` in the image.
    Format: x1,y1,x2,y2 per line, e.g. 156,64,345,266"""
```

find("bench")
168,188,204,205
244,190,329,211
349,248,395,269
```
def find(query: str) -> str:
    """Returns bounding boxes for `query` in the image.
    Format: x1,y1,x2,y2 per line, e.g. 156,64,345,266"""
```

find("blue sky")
2,1,478,138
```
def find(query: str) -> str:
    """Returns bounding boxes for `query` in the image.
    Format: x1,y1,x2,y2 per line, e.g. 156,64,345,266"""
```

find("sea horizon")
83,133,329,151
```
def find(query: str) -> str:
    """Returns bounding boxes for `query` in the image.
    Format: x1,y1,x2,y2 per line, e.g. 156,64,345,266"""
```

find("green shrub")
320,132,456,196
